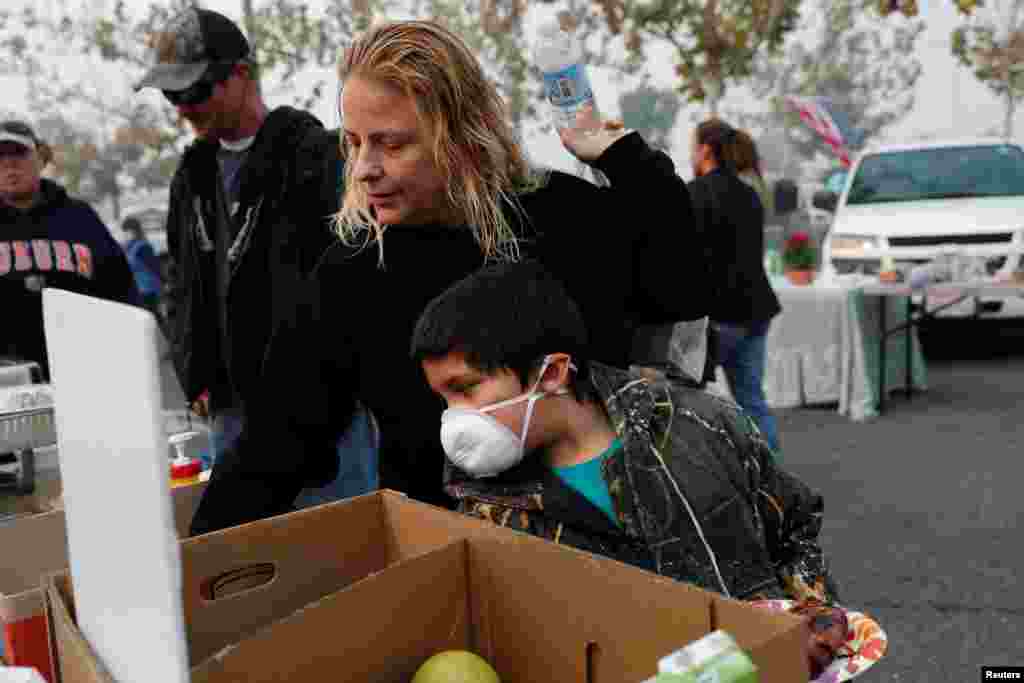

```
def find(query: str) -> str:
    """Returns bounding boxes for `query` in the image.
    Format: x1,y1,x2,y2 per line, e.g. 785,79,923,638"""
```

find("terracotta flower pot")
785,269,816,286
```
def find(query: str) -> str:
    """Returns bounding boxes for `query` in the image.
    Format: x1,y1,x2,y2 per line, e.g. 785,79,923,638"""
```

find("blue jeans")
714,320,780,454
210,402,380,508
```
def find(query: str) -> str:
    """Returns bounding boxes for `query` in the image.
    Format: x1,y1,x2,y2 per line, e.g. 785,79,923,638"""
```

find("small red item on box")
170,457,202,486
3,614,54,682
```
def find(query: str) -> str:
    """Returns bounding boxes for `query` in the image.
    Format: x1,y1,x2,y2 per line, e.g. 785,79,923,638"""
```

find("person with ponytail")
689,119,782,455
727,129,773,217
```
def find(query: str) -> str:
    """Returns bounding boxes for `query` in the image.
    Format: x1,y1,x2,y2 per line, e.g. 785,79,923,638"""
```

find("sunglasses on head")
163,80,216,107
0,143,32,160
162,62,236,107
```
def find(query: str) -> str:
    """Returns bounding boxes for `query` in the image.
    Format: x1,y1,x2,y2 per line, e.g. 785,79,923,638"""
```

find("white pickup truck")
813,138,1024,317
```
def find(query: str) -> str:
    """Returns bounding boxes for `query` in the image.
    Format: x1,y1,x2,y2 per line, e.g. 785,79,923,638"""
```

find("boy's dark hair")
411,260,595,400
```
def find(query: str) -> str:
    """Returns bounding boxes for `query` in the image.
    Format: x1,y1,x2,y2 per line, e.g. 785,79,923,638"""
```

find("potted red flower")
783,231,817,285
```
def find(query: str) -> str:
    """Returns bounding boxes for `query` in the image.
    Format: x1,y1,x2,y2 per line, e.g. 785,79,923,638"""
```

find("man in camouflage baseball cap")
135,8,250,93
135,8,258,141
140,6,379,537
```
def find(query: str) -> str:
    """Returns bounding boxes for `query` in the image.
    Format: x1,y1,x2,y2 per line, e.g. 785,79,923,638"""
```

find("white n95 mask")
440,356,572,478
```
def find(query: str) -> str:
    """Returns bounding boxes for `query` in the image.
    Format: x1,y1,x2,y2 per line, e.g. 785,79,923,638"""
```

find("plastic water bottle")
533,22,598,130
533,21,609,187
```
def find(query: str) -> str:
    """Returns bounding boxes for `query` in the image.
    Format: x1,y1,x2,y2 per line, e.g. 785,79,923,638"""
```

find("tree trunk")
706,77,724,117
1005,92,1017,139
240,0,258,53
708,95,721,117
509,22,526,142
1001,0,1020,139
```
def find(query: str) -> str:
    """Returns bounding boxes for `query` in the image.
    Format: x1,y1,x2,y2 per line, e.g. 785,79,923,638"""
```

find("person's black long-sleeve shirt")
688,168,781,326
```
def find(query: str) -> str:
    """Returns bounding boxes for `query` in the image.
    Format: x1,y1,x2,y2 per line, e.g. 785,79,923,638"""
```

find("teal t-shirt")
552,438,622,526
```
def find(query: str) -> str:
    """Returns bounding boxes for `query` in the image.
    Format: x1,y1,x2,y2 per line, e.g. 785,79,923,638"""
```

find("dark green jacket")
445,363,838,603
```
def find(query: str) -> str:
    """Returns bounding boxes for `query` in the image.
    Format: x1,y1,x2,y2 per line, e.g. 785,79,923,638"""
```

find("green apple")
412,651,501,683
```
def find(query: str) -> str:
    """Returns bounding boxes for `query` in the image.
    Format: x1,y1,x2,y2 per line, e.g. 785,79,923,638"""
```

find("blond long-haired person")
274,20,709,506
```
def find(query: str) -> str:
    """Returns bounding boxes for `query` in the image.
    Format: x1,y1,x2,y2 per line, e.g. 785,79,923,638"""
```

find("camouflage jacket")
444,362,838,603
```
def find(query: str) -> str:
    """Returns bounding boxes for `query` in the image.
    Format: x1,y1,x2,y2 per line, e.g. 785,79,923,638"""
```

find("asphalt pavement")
776,318,1024,682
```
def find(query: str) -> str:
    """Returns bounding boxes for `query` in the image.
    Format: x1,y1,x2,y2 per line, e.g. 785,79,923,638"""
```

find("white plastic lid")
167,431,199,448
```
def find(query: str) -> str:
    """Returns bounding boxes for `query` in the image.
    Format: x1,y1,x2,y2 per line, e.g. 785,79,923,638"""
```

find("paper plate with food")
749,598,887,682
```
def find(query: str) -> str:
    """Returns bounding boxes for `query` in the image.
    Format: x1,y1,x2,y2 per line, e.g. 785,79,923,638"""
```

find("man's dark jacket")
689,168,781,327
163,107,347,535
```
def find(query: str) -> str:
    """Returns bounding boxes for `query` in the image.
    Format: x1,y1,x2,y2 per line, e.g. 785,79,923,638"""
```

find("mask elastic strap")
518,349,567,448
520,393,541,449
528,356,577,394
518,387,569,449
481,391,533,414
479,357,577,415
537,358,578,384
480,386,569,415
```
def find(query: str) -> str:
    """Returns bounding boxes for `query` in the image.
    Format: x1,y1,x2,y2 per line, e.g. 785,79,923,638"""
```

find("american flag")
784,96,855,167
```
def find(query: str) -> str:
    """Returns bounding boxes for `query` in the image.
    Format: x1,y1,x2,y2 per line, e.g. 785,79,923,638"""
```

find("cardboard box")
0,468,62,521
0,480,207,680
46,491,809,682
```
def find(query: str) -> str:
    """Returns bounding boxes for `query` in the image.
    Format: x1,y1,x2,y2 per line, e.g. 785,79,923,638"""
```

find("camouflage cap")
134,8,250,92
0,120,40,149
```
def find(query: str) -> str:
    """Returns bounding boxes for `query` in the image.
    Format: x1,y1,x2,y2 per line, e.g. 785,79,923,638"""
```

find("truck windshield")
846,144,1024,205
824,169,848,195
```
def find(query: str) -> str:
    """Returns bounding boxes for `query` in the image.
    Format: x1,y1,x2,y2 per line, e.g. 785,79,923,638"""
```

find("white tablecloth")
711,276,928,421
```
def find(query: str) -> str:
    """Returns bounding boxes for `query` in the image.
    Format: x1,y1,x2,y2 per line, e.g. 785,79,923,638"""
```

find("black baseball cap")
134,8,250,92
0,120,41,150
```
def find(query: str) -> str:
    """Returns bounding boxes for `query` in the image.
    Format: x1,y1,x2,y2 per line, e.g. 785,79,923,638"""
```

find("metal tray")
0,406,57,453
0,383,57,453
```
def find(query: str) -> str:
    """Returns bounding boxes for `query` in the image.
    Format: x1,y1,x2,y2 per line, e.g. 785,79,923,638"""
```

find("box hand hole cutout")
200,563,278,602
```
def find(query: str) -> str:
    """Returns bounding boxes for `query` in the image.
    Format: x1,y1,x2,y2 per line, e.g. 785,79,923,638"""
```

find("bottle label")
542,62,593,110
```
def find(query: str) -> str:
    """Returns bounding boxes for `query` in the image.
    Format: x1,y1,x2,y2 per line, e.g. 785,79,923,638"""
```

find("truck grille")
832,256,1008,276
887,233,1014,247
987,256,1008,274
832,259,880,275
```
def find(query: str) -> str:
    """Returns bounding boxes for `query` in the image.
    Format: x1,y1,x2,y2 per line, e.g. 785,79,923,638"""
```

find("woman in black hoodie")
0,120,140,378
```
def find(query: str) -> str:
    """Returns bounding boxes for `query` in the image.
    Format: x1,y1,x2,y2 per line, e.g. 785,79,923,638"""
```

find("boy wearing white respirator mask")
412,261,840,606
439,354,579,479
